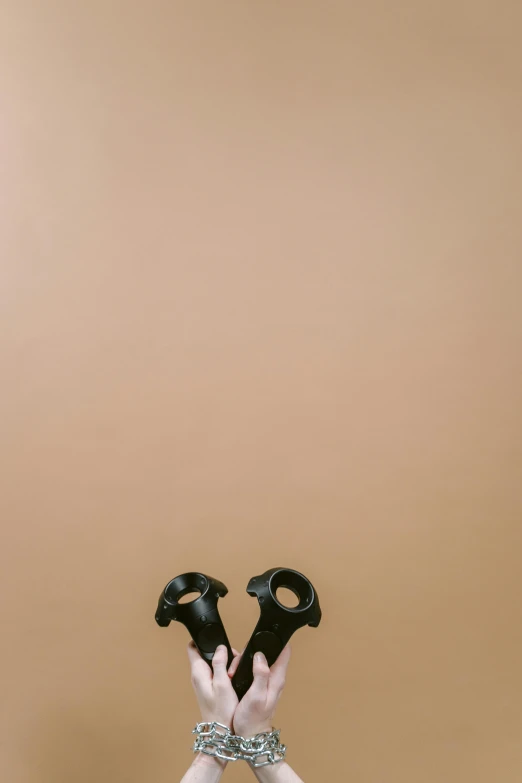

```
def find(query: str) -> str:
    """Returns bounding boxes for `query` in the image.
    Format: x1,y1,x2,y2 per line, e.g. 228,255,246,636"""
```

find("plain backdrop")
1,1,521,782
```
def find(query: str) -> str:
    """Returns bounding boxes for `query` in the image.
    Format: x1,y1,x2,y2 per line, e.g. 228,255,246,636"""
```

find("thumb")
211,645,229,684
250,651,270,698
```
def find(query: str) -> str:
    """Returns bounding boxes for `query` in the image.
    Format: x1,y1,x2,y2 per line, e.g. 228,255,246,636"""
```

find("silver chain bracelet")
192,721,287,767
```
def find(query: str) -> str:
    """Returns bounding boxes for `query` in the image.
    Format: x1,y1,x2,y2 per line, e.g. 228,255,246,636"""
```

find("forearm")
180,753,227,783
249,761,304,783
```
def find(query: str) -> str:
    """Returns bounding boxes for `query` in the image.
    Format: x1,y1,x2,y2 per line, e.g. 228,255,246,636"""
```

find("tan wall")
1,2,521,782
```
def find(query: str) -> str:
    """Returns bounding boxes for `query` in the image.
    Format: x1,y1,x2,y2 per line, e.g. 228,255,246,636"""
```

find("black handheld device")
155,571,234,668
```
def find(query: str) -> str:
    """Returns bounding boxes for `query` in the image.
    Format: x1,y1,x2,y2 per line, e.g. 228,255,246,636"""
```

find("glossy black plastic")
155,572,234,667
230,567,321,701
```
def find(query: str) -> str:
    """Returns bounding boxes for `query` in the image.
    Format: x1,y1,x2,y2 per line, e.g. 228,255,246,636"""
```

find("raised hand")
228,644,291,737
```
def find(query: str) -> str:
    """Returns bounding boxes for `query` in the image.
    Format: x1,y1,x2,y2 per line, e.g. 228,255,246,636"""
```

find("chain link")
192,721,286,767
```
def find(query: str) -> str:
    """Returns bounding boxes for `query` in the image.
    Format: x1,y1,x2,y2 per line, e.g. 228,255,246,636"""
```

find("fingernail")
254,652,264,663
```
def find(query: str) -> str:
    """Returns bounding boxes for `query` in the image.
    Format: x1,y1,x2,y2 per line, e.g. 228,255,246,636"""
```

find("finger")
228,649,242,677
211,645,230,686
250,651,270,700
228,649,241,677
187,639,207,665
187,641,212,689
268,644,291,696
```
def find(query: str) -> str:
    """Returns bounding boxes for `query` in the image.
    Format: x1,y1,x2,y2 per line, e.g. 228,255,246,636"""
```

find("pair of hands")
187,641,291,738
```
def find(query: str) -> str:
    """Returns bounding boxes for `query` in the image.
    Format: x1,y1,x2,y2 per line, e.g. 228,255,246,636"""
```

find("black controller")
230,567,321,700
155,571,234,668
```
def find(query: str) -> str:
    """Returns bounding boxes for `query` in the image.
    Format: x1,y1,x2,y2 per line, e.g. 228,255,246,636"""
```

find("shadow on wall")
31,708,151,783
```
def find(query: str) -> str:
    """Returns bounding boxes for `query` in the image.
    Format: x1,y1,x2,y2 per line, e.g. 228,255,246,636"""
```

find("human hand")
228,644,291,737
187,642,241,728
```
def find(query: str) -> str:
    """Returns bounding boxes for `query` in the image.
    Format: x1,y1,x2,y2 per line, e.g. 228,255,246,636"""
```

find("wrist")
249,761,291,782
193,752,228,771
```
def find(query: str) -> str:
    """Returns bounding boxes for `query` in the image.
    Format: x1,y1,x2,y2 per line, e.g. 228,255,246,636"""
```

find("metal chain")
192,721,287,767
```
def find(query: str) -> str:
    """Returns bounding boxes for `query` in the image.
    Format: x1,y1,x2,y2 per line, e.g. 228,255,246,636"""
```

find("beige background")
1,1,522,781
